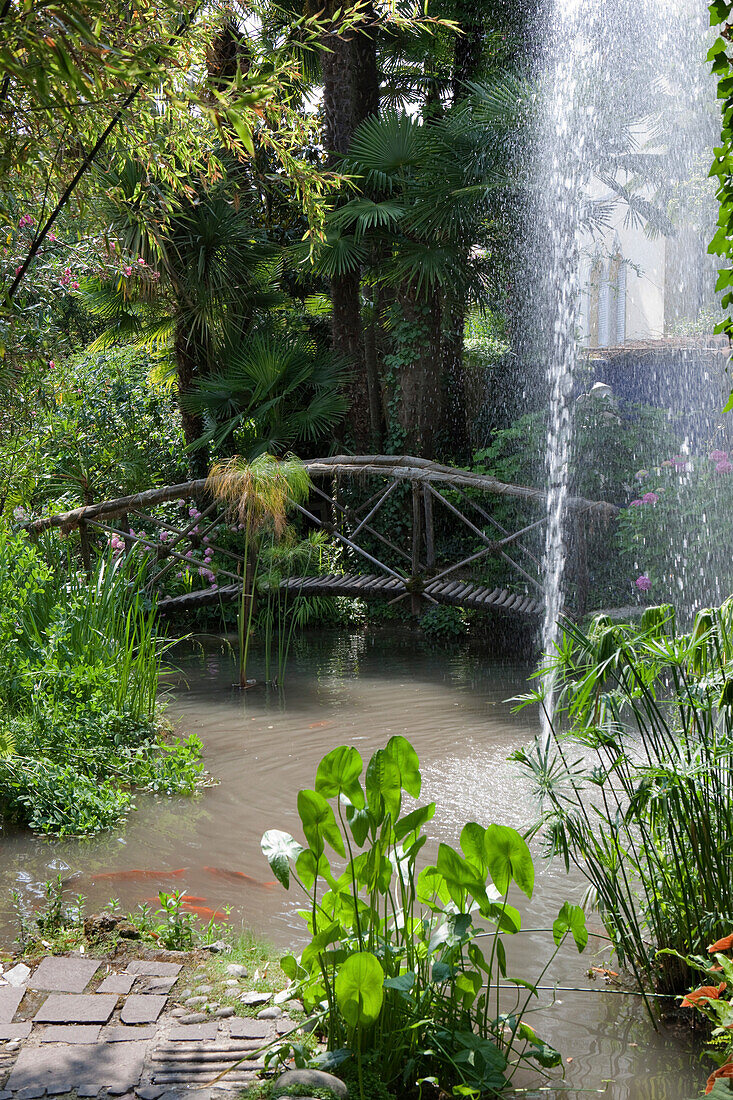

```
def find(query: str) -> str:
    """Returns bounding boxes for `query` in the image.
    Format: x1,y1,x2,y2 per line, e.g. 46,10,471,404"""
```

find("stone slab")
30,957,103,994
228,1018,271,1040
125,961,182,978
0,1022,32,1040
136,977,176,996
167,1024,219,1042
120,995,167,1025
34,993,117,1024
39,1025,101,1044
102,1026,158,1042
6,1041,150,1094
97,973,136,995
0,987,24,1022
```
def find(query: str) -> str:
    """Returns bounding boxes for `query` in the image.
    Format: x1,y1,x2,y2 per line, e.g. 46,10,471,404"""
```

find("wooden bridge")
24,455,618,620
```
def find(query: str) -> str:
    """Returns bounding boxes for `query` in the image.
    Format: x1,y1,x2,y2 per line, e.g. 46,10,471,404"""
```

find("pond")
0,628,699,1100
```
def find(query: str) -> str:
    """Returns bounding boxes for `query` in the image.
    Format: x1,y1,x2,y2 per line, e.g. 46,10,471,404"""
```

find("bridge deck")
156,573,542,616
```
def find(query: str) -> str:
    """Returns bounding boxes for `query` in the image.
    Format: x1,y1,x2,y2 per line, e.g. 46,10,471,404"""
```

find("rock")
178,1013,207,1024
193,985,213,996
205,1002,219,1012
184,996,208,1008
16,1087,46,1100
5,1038,22,1052
201,940,229,953
171,1008,187,1018
84,913,140,940
225,965,247,978
4,963,31,988
211,1007,234,1019
274,1070,348,1099
301,1016,319,1034
177,989,193,1000
239,991,271,1007
285,999,304,1012
223,980,239,988
136,1088,166,1100
256,1006,282,1019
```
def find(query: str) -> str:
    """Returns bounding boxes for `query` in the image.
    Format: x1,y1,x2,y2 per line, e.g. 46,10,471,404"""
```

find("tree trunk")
174,325,207,475
321,0,379,451
397,286,443,458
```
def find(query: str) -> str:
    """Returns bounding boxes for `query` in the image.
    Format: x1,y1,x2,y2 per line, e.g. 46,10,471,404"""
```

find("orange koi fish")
91,869,187,883
181,903,230,921
203,867,275,889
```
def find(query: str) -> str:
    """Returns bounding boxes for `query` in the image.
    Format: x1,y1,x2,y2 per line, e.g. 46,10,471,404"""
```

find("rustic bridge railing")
24,455,618,619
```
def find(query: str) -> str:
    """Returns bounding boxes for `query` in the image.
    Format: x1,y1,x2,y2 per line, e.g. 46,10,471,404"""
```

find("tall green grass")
515,601,733,994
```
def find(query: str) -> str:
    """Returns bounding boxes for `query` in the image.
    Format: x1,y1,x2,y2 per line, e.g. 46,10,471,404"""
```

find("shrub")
261,737,587,1099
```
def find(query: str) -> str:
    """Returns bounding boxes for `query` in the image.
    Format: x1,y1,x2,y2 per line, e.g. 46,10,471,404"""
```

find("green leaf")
484,824,534,898
394,802,435,842
461,822,488,873
385,735,421,798
296,848,336,891
297,789,346,858
345,802,372,847
710,0,733,26
315,746,365,808
365,749,401,822
335,951,385,1028
261,829,304,890
553,902,588,951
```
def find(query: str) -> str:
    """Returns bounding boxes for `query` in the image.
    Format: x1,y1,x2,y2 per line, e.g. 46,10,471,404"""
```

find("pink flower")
716,460,733,474
47,232,57,242
137,257,145,265
210,583,218,591
14,266,21,275
151,271,161,280
635,575,652,592
69,280,79,290
710,450,728,462
18,214,34,228
123,265,132,277
629,499,643,507
110,241,116,250
48,360,55,370
642,492,659,504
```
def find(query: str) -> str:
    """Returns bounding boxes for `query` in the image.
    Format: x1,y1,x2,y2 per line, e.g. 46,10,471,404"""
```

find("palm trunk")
321,0,379,451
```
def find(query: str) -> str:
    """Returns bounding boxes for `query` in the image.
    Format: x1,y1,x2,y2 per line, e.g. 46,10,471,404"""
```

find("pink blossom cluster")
59,267,79,290
710,449,733,474
635,575,651,592
122,257,161,281
110,534,126,554
18,215,34,228
629,491,659,507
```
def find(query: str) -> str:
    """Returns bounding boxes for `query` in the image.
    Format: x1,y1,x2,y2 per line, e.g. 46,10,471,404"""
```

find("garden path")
0,951,295,1099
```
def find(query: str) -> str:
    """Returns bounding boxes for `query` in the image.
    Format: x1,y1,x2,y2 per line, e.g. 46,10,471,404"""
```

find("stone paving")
0,953,296,1099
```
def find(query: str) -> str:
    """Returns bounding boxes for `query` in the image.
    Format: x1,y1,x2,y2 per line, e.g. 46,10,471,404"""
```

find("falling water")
538,0,721,715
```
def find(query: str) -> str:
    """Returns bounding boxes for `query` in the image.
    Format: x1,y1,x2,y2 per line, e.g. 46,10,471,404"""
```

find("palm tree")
207,453,311,687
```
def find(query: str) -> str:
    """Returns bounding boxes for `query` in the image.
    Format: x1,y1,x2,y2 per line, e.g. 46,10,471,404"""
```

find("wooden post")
411,482,423,617
78,519,92,577
423,485,434,571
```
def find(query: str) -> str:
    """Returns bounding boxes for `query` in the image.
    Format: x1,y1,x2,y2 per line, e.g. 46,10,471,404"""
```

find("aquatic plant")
261,736,587,1099
514,601,733,995
207,453,311,687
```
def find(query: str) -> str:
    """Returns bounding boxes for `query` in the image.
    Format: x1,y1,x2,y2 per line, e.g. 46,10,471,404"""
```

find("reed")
514,601,733,993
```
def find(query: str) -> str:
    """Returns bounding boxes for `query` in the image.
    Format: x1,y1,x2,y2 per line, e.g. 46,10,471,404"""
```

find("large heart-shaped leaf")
315,746,365,808
335,951,385,1028
484,824,534,898
261,829,304,890
385,735,421,798
365,749,401,822
553,902,588,951
297,789,346,858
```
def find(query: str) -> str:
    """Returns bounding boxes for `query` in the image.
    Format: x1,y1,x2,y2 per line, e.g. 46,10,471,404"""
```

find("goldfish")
91,869,187,882
203,867,275,888
181,903,229,921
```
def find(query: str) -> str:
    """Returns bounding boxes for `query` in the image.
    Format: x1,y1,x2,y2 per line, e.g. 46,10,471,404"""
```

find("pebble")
222,989,240,1001
202,939,230,953
177,988,193,1000
225,964,247,978
5,1039,22,1052
223,979,240,988
185,996,208,1008
136,1088,166,1100
193,985,213,996
171,1008,188,1018
240,991,271,1007
205,1002,219,1012
178,1012,208,1024
257,1006,282,1019
212,1007,234,1019
286,999,304,1012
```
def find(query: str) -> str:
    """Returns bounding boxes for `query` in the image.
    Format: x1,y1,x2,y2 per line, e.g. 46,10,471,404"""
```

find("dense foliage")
0,532,202,835
515,601,733,995
262,737,587,1098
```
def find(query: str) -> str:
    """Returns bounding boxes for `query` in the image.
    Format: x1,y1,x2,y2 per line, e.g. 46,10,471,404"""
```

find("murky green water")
0,629,699,1099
